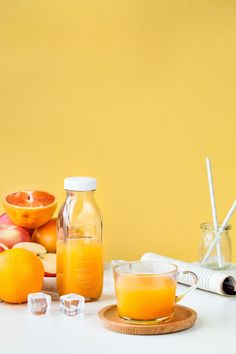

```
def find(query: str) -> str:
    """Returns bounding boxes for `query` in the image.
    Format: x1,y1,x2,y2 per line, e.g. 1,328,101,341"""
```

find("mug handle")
111,260,127,268
175,271,198,303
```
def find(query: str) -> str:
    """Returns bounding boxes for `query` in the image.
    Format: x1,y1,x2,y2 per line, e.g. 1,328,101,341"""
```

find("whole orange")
0,248,44,303
32,218,57,253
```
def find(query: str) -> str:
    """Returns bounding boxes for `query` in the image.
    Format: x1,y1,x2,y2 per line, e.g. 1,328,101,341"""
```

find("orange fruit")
32,218,57,253
0,248,44,303
3,190,57,228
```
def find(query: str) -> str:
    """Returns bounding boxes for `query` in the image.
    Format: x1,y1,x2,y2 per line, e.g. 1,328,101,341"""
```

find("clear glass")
199,223,231,270
57,190,103,301
113,261,198,324
27,292,51,316
60,293,85,316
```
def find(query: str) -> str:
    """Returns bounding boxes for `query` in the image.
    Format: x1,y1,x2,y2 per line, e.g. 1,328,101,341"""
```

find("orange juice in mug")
113,261,198,324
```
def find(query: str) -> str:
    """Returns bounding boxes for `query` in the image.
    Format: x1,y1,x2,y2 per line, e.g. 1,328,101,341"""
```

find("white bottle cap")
64,177,97,191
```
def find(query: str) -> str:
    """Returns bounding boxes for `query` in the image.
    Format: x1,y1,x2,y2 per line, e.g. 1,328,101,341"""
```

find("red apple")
0,213,12,225
13,242,47,256
13,242,56,277
0,224,31,248
0,213,33,236
41,253,56,277
0,242,8,253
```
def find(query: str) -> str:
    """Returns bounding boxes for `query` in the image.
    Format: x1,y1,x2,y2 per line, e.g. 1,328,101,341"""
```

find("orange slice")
3,190,57,229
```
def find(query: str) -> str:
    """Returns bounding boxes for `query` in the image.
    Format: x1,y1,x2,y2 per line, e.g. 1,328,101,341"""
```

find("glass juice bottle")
57,177,103,301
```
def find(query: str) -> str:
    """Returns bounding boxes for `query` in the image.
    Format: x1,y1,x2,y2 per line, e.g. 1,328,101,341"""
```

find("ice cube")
60,293,85,317
28,292,51,316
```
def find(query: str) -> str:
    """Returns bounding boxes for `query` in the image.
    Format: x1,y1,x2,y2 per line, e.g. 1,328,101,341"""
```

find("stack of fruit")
0,190,57,304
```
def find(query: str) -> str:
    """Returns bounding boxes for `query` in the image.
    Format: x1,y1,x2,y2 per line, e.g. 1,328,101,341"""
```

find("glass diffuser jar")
199,222,231,270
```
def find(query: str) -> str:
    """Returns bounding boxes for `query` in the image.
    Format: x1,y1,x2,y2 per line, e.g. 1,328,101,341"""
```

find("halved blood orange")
3,190,57,229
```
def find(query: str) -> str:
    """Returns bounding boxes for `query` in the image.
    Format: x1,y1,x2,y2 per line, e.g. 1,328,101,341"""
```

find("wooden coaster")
98,304,197,335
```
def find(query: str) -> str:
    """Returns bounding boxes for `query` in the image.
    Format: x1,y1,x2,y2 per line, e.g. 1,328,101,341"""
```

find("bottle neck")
66,190,95,200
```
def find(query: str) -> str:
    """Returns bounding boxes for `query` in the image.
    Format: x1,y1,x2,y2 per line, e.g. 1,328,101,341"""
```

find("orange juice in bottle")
57,177,103,301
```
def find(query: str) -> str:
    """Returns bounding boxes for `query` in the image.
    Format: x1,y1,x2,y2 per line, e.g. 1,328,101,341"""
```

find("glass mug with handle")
112,260,198,324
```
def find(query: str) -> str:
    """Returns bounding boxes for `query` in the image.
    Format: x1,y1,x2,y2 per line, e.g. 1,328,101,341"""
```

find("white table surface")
1,266,236,354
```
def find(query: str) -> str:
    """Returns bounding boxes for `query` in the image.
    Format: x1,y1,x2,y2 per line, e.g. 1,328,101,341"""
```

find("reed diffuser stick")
205,157,222,267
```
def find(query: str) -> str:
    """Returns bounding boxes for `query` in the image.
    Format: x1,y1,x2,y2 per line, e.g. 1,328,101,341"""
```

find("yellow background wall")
1,0,236,262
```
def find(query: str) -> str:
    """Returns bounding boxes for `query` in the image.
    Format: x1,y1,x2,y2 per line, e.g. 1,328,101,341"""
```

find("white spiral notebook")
141,252,236,296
